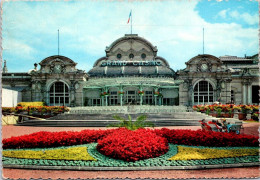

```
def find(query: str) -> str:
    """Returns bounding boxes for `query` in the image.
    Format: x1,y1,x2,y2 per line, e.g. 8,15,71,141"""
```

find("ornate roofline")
155,56,170,67
186,54,222,65
105,34,158,54
39,55,77,66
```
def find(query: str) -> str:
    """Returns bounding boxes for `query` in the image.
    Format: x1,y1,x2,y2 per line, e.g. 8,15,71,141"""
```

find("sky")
1,0,258,72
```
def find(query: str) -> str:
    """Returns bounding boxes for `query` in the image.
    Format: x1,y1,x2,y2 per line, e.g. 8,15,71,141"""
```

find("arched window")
49,82,69,106
193,81,214,105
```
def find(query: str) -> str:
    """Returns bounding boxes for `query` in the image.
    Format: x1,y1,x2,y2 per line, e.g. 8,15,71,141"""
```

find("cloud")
229,10,240,18
1,1,258,72
219,9,258,26
240,13,258,25
217,9,229,18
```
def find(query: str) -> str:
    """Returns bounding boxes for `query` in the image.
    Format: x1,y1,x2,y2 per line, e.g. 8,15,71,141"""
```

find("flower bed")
3,128,258,150
2,106,69,115
154,128,258,147
169,145,258,160
2,128,259,168
2,144,259,167
2,129,114,149
193,104,259,113
97,128,169,161
3,146,96,161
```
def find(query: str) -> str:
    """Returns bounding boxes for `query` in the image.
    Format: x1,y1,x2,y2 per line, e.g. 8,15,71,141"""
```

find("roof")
186,54,222,65
88,65,174,77
226,65,259,69
105,34,158,53
219,56,254,61
2,86,27,91
39,55,77,66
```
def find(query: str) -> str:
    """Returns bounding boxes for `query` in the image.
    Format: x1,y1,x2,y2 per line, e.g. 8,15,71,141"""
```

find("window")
193,81,214,105
141,53,146,59
49,82,69,106
129,54,134,59
117,54,122,59
252,86,259,104
144,91,153,105
231,90,234,103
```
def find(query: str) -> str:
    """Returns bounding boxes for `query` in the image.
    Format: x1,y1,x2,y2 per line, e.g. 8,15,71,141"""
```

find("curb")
3,162,259,171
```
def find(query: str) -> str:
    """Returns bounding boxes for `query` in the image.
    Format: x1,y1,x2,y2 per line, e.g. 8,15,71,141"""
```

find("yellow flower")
3,146,96,161
169,146,258,161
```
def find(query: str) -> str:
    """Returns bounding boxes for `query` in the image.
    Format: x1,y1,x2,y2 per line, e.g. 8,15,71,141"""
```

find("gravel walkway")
2,122,259,179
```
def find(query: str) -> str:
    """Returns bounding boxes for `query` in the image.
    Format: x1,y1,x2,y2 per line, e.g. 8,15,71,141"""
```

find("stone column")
226,79,232,104
119,85,123,106
139,85,143,106
242,82,247,104
101,96,104,106
154,87,159,106
216,79,222,102
158,96,162,106
188,80,193,106
247,82,252,104
70,82,75,107
105,87,109,106
105,95,108,106
101,88,105,106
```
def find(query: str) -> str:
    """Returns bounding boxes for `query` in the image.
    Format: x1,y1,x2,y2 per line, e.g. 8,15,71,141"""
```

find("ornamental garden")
2,115,259,169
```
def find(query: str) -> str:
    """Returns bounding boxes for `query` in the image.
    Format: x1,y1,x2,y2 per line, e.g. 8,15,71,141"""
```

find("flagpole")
203,27,204,54
58,29,60,55
131,10,132,34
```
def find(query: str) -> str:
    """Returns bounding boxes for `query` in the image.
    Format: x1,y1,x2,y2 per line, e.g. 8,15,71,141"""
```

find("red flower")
97,128,169,162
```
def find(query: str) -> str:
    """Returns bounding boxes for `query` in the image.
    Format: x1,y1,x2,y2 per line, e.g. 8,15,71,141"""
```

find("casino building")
2,34,259,107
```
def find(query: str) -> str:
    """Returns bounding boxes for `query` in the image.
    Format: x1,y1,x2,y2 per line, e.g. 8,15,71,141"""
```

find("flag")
127,10,132,24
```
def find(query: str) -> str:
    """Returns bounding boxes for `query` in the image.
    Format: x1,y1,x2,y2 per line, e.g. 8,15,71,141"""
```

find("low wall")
2,115,18,125
68,105,188,114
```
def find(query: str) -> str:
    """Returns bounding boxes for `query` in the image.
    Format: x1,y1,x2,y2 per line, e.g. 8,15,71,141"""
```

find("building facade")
2,34,259,107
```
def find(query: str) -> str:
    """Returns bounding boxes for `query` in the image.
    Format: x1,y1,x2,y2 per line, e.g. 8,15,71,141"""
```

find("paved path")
2,122,259,179
3,167,260,179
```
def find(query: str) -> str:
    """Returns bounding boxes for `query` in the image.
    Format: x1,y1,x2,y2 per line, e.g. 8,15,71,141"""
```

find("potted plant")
228,107,234,118
118,91,125,95
251,112,259,121
154,91,160,96
100,92,109,97
216,107,222,117
238,105,247,120
245,105,253,114
205,107,210,115
138,91,144,96
252,105,259,112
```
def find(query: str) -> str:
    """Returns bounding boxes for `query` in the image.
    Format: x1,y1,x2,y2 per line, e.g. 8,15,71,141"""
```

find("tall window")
252,85,260,104
193,81,214,105
231,90,235,103
49,82,69,106
109,91,118,106
144,91,153,105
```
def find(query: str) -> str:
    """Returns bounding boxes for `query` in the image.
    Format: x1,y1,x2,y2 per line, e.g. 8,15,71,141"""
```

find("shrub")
17,102,45,107
97,128,169,162
108,114,154,130
2,107,16,114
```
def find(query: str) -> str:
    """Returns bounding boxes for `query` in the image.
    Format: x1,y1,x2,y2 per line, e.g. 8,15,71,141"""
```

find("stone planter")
222,113,231,118
238,113,247,120
210,112,217,117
